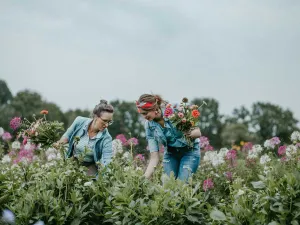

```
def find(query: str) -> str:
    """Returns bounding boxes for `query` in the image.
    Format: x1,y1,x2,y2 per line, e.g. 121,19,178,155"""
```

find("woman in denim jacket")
57,100,114,176
136,94,201,181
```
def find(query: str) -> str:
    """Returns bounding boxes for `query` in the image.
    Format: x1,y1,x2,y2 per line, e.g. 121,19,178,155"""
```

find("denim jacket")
63,116,113,166
145,118,200,153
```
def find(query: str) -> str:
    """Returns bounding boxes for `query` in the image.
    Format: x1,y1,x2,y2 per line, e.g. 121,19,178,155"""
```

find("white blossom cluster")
203,148,229,167
291,131,300,142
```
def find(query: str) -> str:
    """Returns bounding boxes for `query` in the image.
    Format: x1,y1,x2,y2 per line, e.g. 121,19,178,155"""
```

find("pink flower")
278,145,286,156
127,137,139,146
9,117,22,130
270,137,280,145
242,142,253,151
296,143,300,148
177,112,184,118
181,118,187,123
280,156,287,162
203,178,214,191
23,137,28,145
2,132,12,141
204,144,214,151
116,134,127,145
226,150,237,160
134,154,145,161
199,136,210,148
225,172,233,181
164,108,173,117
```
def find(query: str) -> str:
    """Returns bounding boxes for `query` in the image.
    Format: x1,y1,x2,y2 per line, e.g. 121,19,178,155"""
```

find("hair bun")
100,99,108,105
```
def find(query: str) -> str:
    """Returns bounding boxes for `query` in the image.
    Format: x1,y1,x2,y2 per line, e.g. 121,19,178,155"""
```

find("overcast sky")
1,0,299,121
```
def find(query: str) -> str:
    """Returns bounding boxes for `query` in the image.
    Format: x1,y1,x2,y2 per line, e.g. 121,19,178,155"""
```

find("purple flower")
203,178,214,191
9,117,22,130
2,132,12,141
127,137,139,146
278,145,286,156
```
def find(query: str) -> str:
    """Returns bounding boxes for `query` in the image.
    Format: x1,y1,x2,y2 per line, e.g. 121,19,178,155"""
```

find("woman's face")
93,112,114,132
139,109,157,121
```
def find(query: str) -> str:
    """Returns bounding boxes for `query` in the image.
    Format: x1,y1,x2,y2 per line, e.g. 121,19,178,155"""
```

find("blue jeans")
163,146,200,181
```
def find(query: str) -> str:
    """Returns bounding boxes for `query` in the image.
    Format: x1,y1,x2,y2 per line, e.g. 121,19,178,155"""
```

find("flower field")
1,117,300,224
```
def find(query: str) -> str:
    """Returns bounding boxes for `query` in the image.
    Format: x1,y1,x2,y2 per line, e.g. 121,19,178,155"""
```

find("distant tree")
220,123,259,146
64,109,90,129
191,98,223,148
0,80,13,107
250,102,299,143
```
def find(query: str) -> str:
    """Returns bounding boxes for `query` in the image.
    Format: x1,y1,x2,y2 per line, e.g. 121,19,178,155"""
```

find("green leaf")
251,181,265,189
210,209,226,221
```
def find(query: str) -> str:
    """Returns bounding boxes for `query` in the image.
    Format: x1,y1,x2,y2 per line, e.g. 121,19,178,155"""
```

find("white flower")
34,221,45,225
77,178,82,183
47,153,57,161
218,148,229,158
236,189,245,196
263,166,271,175
291,131,300,142
12,140,21,149
1,155,11,164
2,209,15,224
136,167,143,171
260,154,271,165
247,152,258,159
45,147,57,156
263,140,275,149
24,143,35,151
84,181,93,187
112,139,123,156
124,166,131,172
286,145,298,158
122,152,130,159
251,144,263,154
20,157,30,166
0,127,4,136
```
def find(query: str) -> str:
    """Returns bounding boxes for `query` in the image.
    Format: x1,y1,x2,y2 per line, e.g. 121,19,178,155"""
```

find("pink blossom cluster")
203,178,214,191
200,136,213,151
9,117,22,130
226,150,237,160
270,137,281,145
242,142,253,151
13,149,34,164
278,145,287,156
134,154,145,161
127,138,139,146
116,134,139,146
225,171,233,181
2,132,12,141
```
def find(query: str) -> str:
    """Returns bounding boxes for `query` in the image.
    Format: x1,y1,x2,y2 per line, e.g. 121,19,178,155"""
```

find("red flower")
191,109,200,118
40,110,48,115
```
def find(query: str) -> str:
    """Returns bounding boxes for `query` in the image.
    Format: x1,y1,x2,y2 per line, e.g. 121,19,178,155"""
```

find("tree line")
0,79,299,150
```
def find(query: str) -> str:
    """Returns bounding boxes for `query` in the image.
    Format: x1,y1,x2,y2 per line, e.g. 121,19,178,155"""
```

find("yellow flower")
240,141,245,146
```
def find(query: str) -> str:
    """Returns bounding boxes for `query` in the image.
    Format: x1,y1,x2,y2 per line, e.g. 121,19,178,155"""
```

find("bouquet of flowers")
18,110,65,149
163,98,207,147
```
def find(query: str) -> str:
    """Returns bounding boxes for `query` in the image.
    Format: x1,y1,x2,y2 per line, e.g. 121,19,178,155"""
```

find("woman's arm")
144,151,160,179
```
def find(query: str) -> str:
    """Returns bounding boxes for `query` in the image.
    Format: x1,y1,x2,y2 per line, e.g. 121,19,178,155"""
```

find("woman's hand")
186,127,201,139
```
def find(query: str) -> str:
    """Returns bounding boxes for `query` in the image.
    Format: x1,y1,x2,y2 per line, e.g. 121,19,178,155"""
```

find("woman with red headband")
136,94,201,181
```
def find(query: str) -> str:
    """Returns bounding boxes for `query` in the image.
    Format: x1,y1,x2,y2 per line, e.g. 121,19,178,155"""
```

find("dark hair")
137,94,166,111
92,100,114,117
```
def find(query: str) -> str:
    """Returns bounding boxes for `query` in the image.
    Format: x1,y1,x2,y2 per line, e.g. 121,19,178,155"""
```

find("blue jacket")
63,116,113,166
145,118,200,153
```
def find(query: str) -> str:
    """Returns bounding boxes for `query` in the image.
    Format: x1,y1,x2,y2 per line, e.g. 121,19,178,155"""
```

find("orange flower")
191,109,200,118
40,110,48,115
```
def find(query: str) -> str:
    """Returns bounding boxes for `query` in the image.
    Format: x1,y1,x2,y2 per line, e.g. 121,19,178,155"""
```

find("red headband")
136,101,155,109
